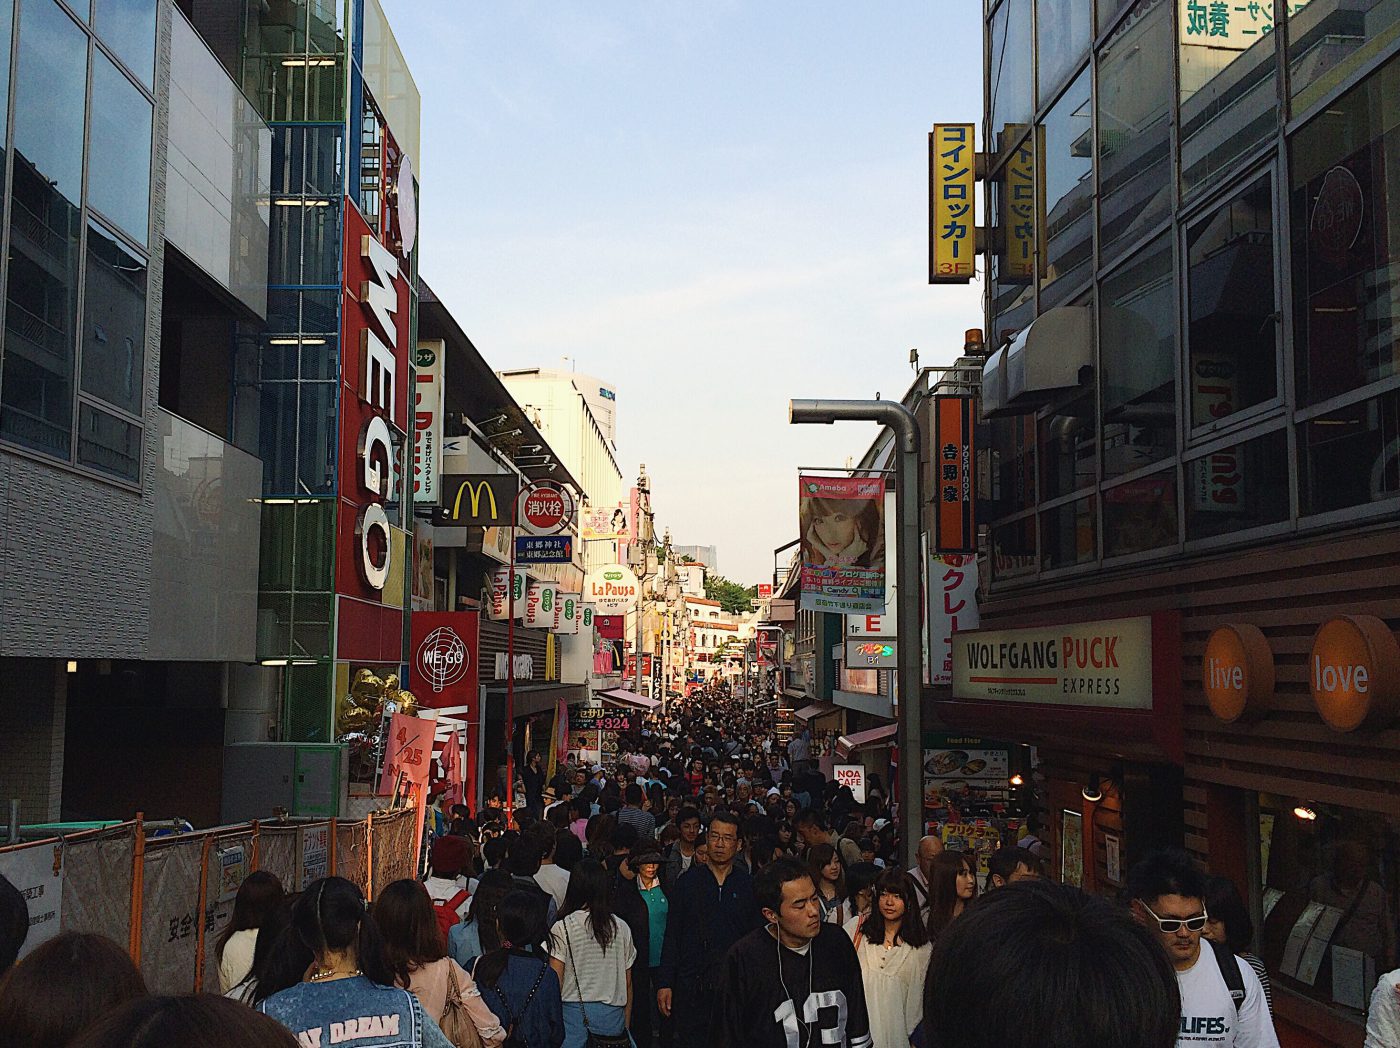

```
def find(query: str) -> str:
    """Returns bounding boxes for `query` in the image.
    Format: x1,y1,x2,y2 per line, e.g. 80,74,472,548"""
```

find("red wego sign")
410,611,482,808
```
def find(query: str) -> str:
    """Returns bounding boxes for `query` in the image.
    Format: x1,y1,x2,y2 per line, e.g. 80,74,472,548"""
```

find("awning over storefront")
597,688,662,711
835,722,897,759
794,702,839,722
487,683,588,719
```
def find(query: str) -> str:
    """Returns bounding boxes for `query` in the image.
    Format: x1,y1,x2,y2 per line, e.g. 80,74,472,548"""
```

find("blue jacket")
656,862,761,991
257,975,453,1048
474,953,564,1048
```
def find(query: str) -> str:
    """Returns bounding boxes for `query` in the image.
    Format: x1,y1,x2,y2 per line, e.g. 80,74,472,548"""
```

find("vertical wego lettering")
355,234,404,591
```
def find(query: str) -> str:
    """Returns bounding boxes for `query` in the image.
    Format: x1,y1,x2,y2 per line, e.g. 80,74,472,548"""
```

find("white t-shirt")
1176,944,1279,1048
1365,969,1400,1048
534,863,571,909
550,910,636,1008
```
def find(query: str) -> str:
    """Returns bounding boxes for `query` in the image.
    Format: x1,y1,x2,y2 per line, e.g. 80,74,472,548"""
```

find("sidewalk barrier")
0,805,419,994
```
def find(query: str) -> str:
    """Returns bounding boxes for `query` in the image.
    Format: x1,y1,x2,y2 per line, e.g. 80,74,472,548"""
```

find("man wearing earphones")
715,856,871,1048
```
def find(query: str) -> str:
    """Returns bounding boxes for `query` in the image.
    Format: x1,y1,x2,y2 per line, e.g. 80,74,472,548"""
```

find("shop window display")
1291,53,1400,407
1103,468,1178,557
1258,796,1400,1015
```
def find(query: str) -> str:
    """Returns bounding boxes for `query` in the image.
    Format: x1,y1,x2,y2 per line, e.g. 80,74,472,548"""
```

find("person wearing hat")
425,835,476,923
629,843,671,1047
610,840,660,1047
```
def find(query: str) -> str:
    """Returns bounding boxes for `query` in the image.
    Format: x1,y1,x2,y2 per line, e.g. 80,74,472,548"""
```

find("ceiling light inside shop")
1081,774,1103,803
1294,805,1318,821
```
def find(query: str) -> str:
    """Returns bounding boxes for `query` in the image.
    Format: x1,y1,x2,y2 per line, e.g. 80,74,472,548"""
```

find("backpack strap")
444,889,469,912
1208,939,1246,1012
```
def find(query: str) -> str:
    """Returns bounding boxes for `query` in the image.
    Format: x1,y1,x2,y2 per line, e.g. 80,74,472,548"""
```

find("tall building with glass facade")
941,2,1400,1042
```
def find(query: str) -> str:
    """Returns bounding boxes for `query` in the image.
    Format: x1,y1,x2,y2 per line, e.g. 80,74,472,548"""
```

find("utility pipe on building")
789,398,923,871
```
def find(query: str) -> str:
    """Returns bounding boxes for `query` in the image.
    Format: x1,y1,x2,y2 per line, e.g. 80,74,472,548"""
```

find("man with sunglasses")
1128,849,1278,1048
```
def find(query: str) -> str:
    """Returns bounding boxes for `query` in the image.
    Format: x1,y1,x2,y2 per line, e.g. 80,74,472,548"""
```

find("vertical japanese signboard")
1001,126,1040,281
929,123,976,283
413,340,444,504
933,397,976,554
927,553,979,686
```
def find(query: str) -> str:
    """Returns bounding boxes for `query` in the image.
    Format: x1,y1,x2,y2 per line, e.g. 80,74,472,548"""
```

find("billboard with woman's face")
798,475,886,614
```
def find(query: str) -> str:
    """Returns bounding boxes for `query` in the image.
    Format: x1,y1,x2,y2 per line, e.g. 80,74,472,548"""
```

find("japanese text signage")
799,474,887,615
930,123,976,283
933,396,976,553
574,707,635,732
928,553,979,687
952,616,1155,708
1181,0,1310,49
516,535,573,564
521,483,575,536
1001,126,1040,282
847,639,897,669
413,340,444,505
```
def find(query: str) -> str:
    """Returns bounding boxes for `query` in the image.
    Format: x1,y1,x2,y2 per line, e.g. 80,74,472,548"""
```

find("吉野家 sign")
933,396,976,554
929,123,976,283
434,474,520,527
847,639,898,669
951,616,1155,708
516,535,573,564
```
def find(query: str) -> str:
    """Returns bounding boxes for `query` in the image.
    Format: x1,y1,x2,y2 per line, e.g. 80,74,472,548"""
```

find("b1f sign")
930,123,976,283
833,764,868,804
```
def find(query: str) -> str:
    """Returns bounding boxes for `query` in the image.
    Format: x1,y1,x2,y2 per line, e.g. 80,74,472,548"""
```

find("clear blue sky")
383,1,984,585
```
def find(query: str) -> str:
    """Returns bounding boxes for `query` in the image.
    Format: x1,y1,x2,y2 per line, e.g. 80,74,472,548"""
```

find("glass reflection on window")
1097,0,1172,262
1288,0,1400,116
1179,0,1280,192
80,222,147,417
1039,389,1097,501
989,0,1034,143
88,52,153,244
1185,428,1289,539
993,515,1038,580
1187,177,1278,428
1101,234,1176,478
1040,495,1096,569
1299,389,1400,516
986,415,1038,519
1039,68,1093,305
1291,53,1400,407
1035,0,1091,104
990,130,1036,342
92,0,156,87
1104,469,1178,556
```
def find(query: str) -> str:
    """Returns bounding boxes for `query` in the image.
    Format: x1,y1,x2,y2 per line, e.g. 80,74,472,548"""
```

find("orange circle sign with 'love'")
1309,615,1400,733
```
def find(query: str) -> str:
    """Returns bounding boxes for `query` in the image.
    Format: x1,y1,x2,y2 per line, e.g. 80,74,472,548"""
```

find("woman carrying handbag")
474,890,565,1047
548,860,636,1048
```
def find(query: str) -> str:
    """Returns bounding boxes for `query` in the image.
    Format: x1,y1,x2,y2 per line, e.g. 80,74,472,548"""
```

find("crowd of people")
1,687,1398,1047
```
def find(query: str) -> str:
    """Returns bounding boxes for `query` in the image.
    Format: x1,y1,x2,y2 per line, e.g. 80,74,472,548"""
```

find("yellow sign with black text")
929,123,976,283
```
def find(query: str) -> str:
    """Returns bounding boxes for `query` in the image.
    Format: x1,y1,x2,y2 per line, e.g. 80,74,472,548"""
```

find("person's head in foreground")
923,880,1179,1048
755,856,823,948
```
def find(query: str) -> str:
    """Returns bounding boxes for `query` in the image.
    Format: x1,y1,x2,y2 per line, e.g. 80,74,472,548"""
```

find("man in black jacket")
656,810,761,1048
715,856,871,1048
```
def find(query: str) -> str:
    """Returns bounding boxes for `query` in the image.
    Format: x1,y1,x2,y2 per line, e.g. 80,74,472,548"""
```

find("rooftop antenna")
910,347,919,372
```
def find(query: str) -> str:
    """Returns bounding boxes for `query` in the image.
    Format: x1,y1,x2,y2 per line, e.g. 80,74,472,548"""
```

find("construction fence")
0,807,419,995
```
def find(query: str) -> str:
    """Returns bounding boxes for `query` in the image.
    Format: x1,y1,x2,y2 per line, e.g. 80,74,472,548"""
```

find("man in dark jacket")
657,810,761,1048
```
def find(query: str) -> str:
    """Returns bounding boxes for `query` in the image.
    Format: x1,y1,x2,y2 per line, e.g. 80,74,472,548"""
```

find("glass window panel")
985,415,1038,518
1180,0,1279,193
88,53,152,243
13,0,86,206
1036,0,1091,103
992,515,1038,580
269,203,303,285
990,130,1037,341
1101,234,1177,477
1299,388,1400,515
1099,0,1133,32
301,201,341,285
272,124,345,197
80,222,147,416
257,381,298,494
1039,388,1097,499
76,401,140,481
1040,494,1097,568
1187,177,1279,427
1098,0,1173,263
296,381,336,495
1289,0,1400,116
989,0,1033,147
1185,428,1289,538
293,500,335,590
2,161,81,458
92,0,155,87
1104,469,1179,555
0,0,15,146
1291,54,1400,406
259,503,295,591
1039,68,1094,304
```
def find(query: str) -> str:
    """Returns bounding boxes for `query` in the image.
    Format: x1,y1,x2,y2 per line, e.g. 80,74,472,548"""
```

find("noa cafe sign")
585,564,640,612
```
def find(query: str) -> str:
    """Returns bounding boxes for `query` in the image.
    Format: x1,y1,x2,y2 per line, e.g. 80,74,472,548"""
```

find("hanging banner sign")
799,475,887,615
585,564,640,612
434,474,519,527
378,712,433,795
933,396,976,553
580,605,595,631
413,340,444,505
553,593,581,634
410,611,480,705
581,503,632,541
524,582,559,629
488,567,527,621
929,123,976,283
928,553,979,686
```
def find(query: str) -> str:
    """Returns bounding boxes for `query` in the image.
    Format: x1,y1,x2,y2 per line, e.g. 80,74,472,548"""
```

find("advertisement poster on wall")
581,503,632,541
1061,809,1084,888
798,475,886,614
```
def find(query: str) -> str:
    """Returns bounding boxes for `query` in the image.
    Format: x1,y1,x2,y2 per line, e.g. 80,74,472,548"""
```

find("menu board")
923,733,1011,810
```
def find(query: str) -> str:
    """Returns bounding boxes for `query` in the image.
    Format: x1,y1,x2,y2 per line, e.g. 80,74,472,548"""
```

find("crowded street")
4,1,1400,1046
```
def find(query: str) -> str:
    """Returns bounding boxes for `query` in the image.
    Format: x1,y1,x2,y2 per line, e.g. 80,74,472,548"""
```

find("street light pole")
789,398,924,871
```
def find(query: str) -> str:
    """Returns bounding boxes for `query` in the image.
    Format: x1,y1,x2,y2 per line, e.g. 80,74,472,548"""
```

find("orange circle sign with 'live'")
1309,615,1400,733
1202,624,1274,723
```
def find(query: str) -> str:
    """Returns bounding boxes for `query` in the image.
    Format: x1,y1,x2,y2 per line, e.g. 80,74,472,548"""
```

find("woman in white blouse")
847,869,931,1048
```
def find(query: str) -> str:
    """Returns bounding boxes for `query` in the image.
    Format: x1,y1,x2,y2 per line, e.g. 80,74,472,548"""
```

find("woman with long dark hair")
450,868,513,970
548,859,635,1048
216,870,285,993
926,851,978,941
0,932,147,1048
226,894,296,1003
848,869,931,1048
807,842,847,924
473,890,564,1048
255,876,455,1048
375,878,506,1046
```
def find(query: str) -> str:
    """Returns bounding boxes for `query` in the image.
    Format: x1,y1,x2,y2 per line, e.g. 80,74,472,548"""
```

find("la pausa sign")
952,616,1155,709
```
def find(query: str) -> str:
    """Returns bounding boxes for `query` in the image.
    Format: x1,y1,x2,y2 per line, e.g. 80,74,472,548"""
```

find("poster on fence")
216,843,248,903
799,475,886,614
299,824,330,889
0,842,63,959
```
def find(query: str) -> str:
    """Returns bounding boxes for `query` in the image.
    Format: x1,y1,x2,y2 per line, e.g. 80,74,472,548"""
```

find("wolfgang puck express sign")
951,616,1154,708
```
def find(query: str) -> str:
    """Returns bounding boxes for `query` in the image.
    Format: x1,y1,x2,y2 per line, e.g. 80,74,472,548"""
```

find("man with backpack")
1127,849,1278,1047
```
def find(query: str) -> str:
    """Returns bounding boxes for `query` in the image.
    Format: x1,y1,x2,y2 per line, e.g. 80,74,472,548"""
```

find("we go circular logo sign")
417,627,469,694
521,483,575,536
